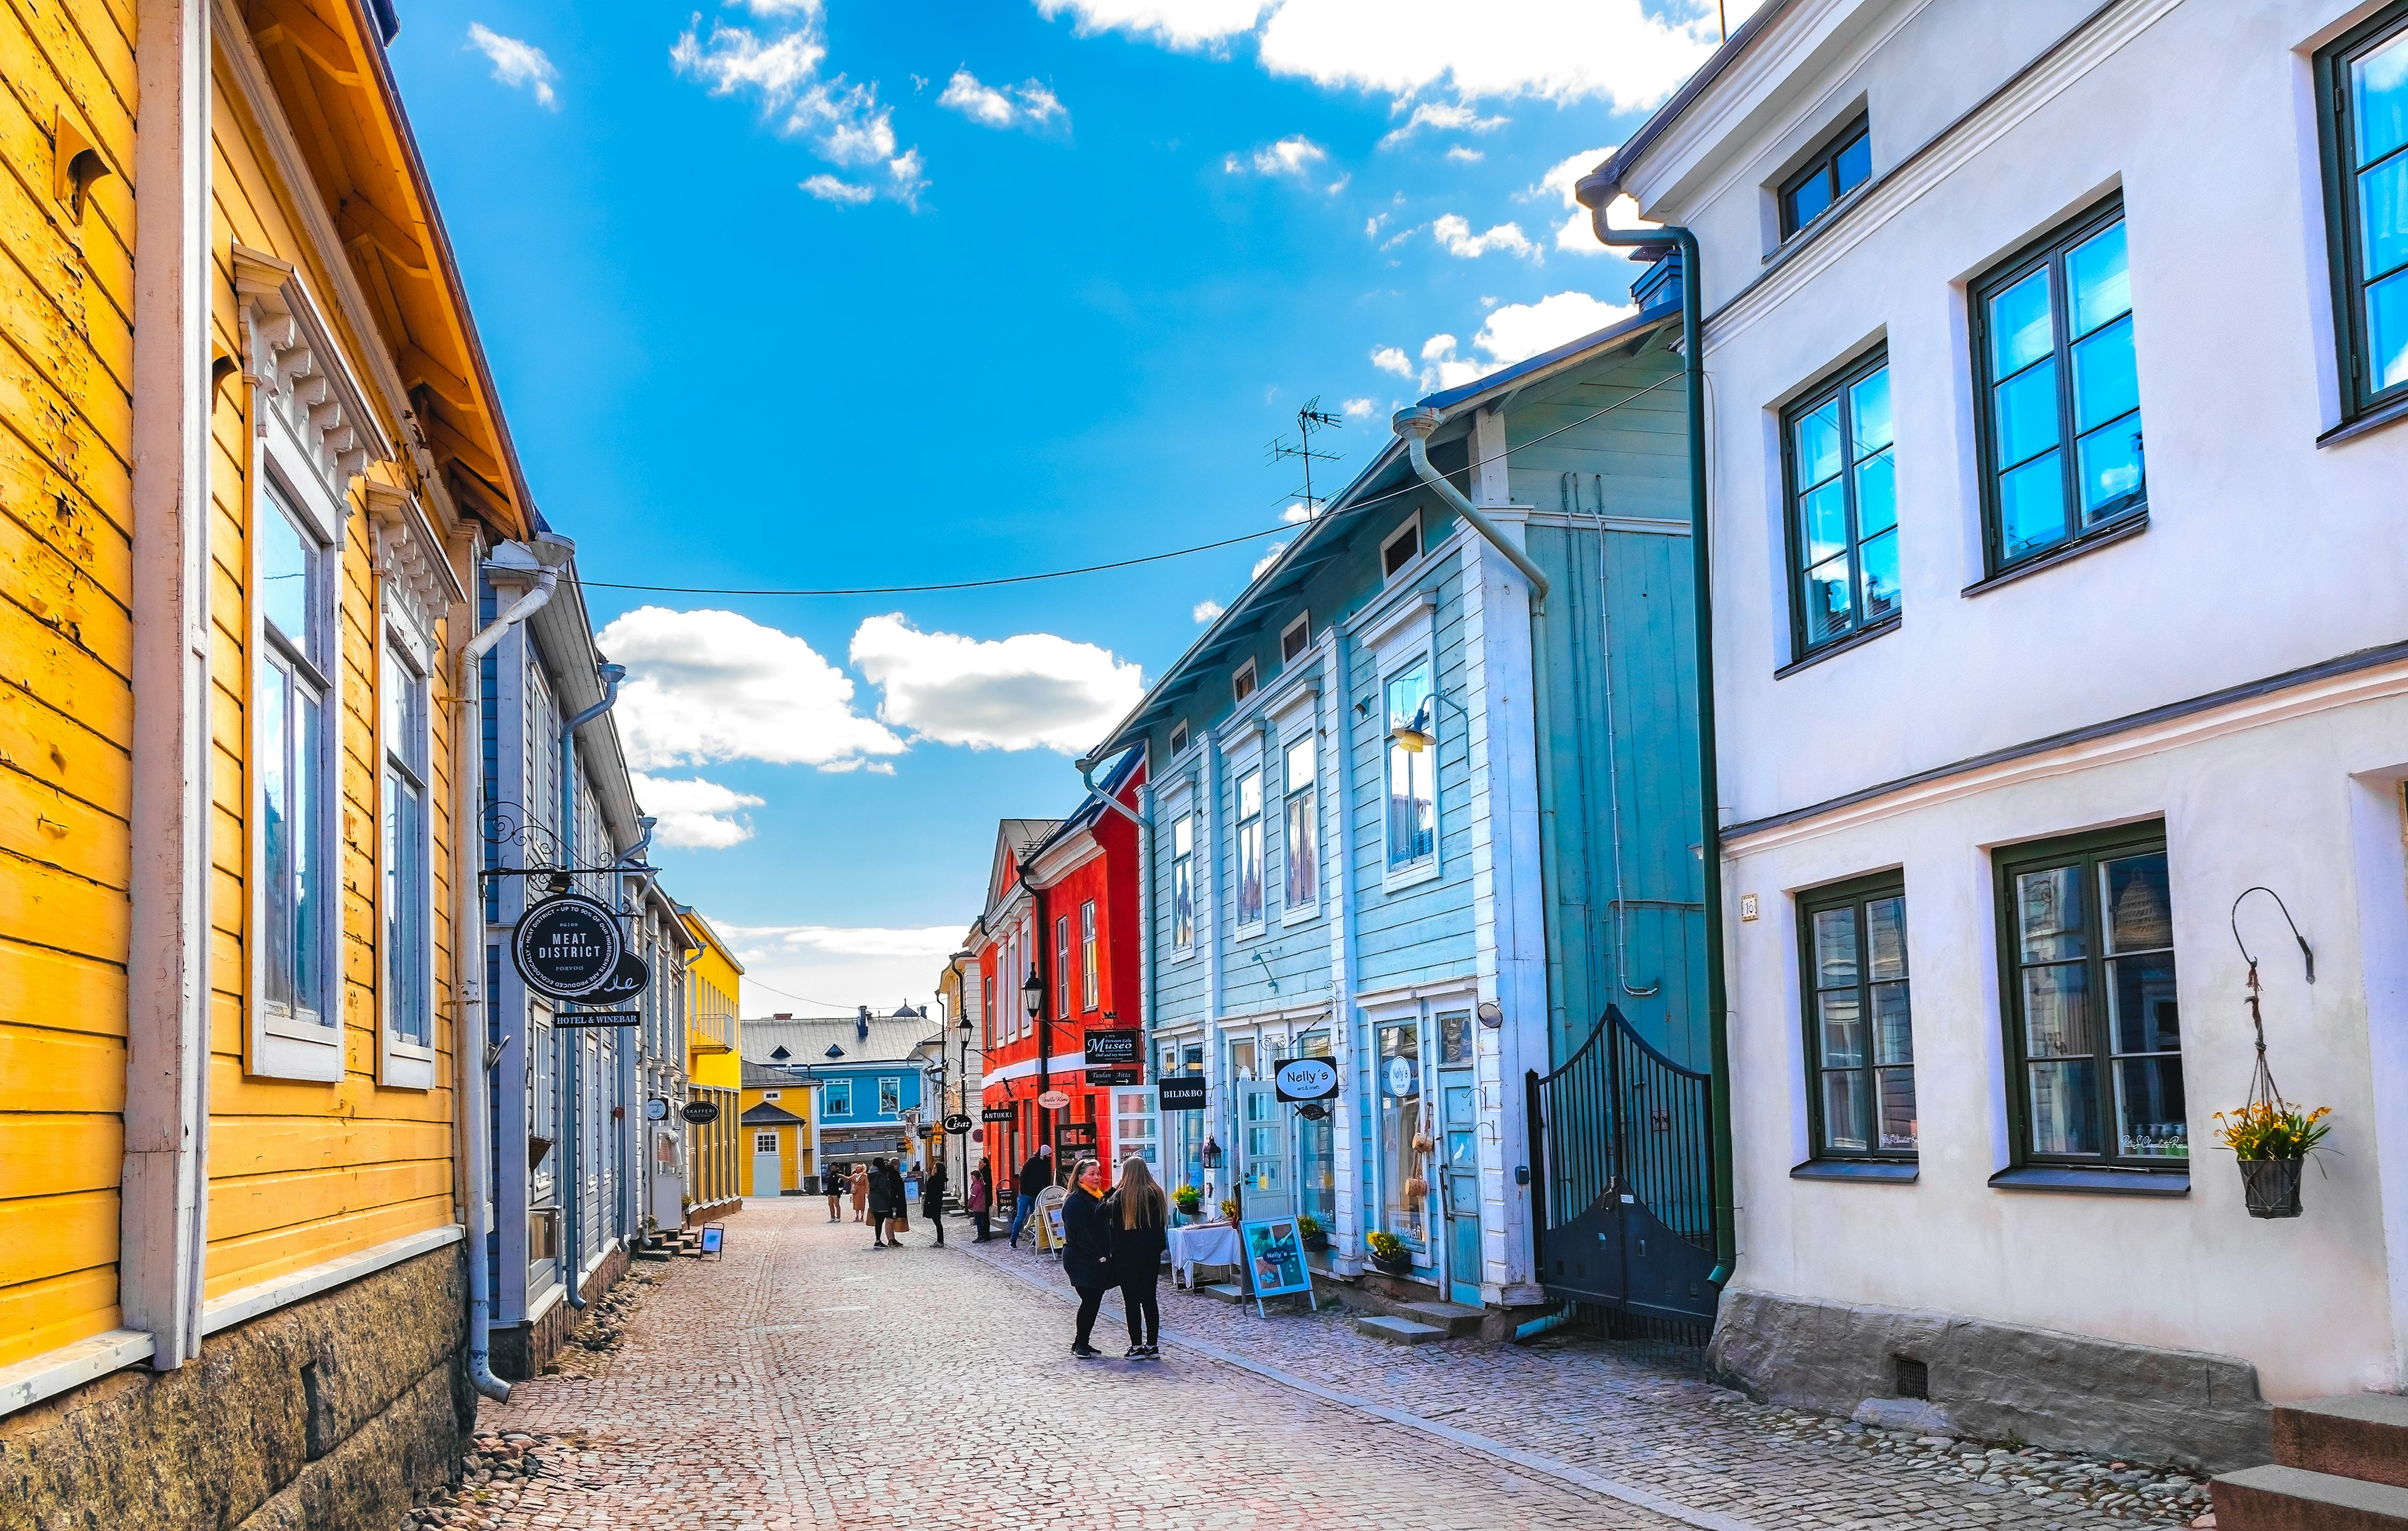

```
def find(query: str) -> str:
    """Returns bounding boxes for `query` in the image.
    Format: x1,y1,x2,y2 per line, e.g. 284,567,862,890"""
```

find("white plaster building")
1583,0,2408,1470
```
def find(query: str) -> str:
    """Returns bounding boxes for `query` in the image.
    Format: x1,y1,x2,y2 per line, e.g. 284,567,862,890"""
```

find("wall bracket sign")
512,891,625,999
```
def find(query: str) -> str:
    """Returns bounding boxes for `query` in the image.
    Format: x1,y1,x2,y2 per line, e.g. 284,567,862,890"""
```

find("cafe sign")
512,893,623,1000
1274,1057,1341,1103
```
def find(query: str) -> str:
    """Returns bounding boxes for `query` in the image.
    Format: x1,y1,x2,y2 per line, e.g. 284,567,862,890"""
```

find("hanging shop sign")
1382,1054,1420,1099
1157,1077,1208,1112
1274,1057,1341,1103
645,1098,672,1121
1037,1088,1071,1110
980,1106,1015,1123
1085,1067,1141,1086
512,892,624,999
1083,1027,1143,1067
680,1099,721,1125
582,951,651,1006
1056,1121,1096,1155
941,1113,974,1133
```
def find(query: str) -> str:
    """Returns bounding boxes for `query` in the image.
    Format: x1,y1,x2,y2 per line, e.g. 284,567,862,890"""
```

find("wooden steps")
2215,1395,2408,1528
1396,1301,1484,1338
1355,1314,1449,1345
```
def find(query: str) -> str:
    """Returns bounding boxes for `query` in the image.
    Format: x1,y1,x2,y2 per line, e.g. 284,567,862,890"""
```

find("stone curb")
954,1239,1766,1531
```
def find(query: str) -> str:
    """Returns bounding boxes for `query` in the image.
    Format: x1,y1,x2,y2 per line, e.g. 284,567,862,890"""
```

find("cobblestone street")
446,1197,2214,1530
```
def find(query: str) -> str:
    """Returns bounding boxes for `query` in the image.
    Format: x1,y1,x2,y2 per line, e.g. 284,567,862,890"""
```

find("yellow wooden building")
739,1059,813,1198
0,1,560,1522
681,908,743,1219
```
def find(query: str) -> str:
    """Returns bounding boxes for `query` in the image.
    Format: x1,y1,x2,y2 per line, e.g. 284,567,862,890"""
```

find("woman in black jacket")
1059,1157,1114,1357
1104,1156,1170,1359
920,1158,948,1246
867,1157,899,1248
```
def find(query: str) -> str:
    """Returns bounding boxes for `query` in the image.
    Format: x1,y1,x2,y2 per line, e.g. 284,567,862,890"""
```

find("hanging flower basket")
2237,1157,2305,1219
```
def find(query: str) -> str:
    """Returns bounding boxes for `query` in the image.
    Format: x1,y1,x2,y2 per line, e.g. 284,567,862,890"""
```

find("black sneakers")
1070,1342,1101,1358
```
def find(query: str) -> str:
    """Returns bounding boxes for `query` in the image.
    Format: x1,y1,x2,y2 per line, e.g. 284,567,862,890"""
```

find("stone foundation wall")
1708,1286,2273,1473
0,1242,470,1531
490,1241,631,1382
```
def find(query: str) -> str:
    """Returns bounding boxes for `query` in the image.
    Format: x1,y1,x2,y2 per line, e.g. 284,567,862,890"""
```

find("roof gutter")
1575,173,1735,1290
1391,408,1551,611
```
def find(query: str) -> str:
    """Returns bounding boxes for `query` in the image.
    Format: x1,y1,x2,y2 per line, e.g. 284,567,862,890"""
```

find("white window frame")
1380,512,1423,585
378,606,438,1089
1279,612,1311,665
1056,913,1072,1017
1232,658,1259,704
1280,726,1322,923
879,1076,902,1116
1376,609,1442,892
248,428,346,1083
1232,753,1267,936
764,1089,782,1101
825,1079,853,1117
754,1131,780,1155
1169,800,1198,960
1170,719,1190,758
1080,900,1099,1012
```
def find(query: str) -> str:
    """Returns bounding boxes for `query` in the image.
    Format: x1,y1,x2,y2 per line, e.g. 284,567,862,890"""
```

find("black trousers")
1073,1285,1110,1347
971,1209,991,1239
924,1205,944,1244
1121,1274,1160,1347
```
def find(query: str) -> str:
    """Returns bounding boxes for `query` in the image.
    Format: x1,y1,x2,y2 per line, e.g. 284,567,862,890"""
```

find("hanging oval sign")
1037,1088,1070,1110
680,1099,721,1125
941,1113,973,1133
582,950,650,1005
1275,1057,1341,1103
512,892,624,999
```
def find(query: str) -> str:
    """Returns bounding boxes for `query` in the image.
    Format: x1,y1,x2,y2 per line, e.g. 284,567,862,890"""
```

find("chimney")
857,1004,870,1041
773,1012,791,1020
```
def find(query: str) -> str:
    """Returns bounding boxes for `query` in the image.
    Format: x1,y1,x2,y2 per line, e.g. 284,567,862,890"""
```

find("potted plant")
1297,1213,1328,1251
1173,1184,1201,1223
1218,1197,1239,1223
2214,1100,2333,1219
1365,1228,1413,1276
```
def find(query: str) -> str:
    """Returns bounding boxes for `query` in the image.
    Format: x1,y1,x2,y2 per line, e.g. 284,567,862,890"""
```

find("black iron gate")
1526,1004,1719,1324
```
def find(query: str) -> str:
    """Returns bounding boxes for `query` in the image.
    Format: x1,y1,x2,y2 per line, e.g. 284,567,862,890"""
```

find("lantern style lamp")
1023,967,1043,1020
1201,1135,1223,1169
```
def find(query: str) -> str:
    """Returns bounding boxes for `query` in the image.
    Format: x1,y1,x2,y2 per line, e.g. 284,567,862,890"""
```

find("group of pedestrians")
1060,1153,1170,1359
816,1157,952,1248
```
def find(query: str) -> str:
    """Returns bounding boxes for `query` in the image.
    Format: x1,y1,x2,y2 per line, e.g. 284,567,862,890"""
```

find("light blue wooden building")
1089,297,1704,1314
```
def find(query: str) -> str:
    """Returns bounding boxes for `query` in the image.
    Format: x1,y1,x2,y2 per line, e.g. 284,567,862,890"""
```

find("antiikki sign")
512,893,624,1000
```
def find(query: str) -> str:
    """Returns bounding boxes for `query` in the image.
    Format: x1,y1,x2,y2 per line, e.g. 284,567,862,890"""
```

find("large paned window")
2320,6,2408,419
1779,114,1871,238
258,482,334,1061
1798,876,1916,1158
825,1079,852,1117
1170,812,1196,951
1997,827,2187,1170
383,639,435,1076
1384,665,1435,871
1377,1020,1425,1248
879,1076,902,1116
1282,734,1318,913
1080,900,1099,1010
1972,199,2145,572
1783,351,1898,653
1056,914,1071,1017
1294,1029,1334,1224
1235,767,1265,928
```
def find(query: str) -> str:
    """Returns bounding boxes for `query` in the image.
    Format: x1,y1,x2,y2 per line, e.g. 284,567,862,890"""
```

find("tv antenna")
1268,396,1344,519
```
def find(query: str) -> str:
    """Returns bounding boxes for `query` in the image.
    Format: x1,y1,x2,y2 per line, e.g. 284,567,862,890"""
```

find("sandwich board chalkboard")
1240,1217,1317,1318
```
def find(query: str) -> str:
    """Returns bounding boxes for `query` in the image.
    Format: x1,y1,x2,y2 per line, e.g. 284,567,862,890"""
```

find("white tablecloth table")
1169,1222,1244,1289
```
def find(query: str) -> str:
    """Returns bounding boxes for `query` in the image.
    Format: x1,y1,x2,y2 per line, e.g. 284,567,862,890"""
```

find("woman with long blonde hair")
1059,1156,1114,1357
1105,1155,1170,1358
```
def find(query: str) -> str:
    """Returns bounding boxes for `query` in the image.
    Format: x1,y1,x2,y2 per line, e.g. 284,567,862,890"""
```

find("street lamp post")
956,1012,974,1193
1023,966,1048,1160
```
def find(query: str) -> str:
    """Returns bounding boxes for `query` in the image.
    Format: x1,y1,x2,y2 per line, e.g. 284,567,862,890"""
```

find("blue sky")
387,0,1744,1010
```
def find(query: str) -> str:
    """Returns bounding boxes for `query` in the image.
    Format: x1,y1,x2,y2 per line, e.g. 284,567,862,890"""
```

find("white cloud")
1225,134,1328,177
1252,541,1288,579
1377,100,1508,149
1445,146,1484,163
1410,290,1638,391
1342,396,1375,418
1281,501,1316,524
467,23,557,108
849,615,1146,754
1364,213,1386,238
722,918,964,1015
937,68,1069,129
724,921,964,960
1038,0,1739,110
1369,344,1413,377
801,173,875,204
1432,213,1536,259
672,11,926,204
631,773,766,849
596,606,905,772
1192,599,1225,623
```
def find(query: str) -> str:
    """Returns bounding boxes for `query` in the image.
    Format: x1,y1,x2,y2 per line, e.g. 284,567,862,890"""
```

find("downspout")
455,536,571,1402
612,817,655,1249
1391,408,1551,611
556,662,624,1310
1575,175,1735,1288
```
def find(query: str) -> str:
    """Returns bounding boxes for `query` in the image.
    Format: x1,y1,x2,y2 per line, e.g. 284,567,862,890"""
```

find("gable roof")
983,817,1063,919
741,1014,932,1068
1025,750,1144,868
740,1099,805,1126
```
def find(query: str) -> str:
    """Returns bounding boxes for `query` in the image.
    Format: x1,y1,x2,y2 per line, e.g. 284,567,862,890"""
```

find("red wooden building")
969,753,1147,1189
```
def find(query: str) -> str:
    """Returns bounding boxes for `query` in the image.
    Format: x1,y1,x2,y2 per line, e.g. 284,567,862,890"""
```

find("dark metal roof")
1590,0,1801,205
740,1100,805,1126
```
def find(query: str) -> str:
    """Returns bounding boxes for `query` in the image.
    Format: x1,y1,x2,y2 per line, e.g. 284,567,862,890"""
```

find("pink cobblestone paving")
467,1197,1676,1530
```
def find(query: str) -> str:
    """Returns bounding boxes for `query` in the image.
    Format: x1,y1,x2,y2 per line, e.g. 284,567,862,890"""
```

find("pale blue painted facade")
1096,302,1704,1311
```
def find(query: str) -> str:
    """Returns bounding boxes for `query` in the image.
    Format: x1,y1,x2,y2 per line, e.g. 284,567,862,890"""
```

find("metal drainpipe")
556,662,625,1311
1575,176,1735,1286
1391,408,1551,611
454,538,569,1402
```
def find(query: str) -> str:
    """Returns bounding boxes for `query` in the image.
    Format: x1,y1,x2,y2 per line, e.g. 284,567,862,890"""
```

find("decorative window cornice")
233,243,391,514
365,480,464,644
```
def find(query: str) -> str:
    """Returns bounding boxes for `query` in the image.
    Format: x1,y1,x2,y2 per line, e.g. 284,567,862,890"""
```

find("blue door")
1440,1072,1481,1305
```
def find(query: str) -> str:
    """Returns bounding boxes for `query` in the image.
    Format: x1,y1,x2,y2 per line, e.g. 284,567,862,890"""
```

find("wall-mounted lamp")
1390,689,1472,754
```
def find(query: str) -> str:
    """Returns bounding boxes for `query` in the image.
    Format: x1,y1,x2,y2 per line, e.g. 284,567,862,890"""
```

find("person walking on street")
850,1163,869,1224
1006,1143,1052,1249
868,1157,899,1248
1105,1155,1170,1359
968,1158,993,1242
921,1157,948,1246
823,1168,843,1223
882,1158,909,1243
1060,1157,1114,1357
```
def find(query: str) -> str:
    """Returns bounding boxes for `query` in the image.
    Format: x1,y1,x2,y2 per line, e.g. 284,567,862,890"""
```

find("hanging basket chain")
2230,886,2311,1118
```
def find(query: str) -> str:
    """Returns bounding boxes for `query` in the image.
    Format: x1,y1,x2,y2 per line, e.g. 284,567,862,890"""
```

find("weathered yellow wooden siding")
199,56,457,1304
0,0,139,1370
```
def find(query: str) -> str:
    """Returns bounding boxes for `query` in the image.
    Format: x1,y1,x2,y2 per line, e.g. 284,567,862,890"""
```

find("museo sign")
512,893,623,1000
